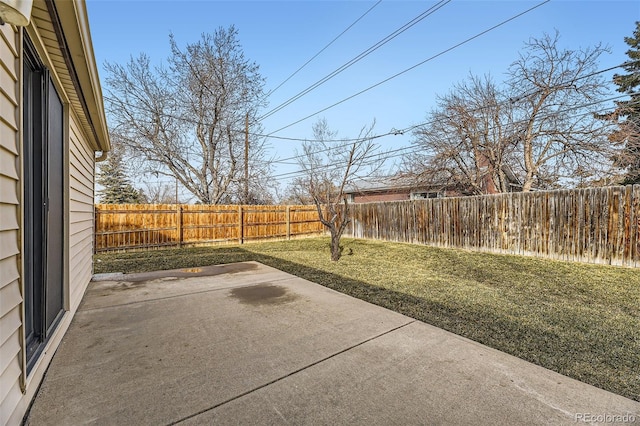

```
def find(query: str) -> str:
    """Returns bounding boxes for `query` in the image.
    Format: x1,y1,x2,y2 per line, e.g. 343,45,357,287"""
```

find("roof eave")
50,0,110,152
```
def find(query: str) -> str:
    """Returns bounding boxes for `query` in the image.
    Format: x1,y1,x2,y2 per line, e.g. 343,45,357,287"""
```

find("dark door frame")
22,35,65,372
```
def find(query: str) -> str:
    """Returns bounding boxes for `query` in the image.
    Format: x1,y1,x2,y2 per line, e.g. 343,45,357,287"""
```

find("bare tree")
508,32,613,190
408,75,518,195
408,32,616,192
298,118,378,261
104,26,272,204
140,180,177,204
280,176,314,205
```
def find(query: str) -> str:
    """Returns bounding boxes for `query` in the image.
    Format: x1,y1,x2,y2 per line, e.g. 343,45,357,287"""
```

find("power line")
246,58,637,145
104,93,388,144
271,145,413,180
105,76,632,176
134,95,636,198
295,94,636,171
271,131,404,165
508,60,640,104
268,71,634,167
265,0,382,100
268,94,633,181
266,0,551,135
104,58,632,146
258,0,452,121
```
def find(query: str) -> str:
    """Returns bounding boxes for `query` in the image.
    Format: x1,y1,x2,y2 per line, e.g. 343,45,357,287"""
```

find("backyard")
94,237,640,402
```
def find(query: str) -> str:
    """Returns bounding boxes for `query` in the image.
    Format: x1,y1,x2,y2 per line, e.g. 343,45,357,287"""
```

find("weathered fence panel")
95,204,324,252
348,186,640,267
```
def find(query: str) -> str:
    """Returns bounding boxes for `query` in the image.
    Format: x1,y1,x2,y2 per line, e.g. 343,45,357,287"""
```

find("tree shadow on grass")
240,249,638,402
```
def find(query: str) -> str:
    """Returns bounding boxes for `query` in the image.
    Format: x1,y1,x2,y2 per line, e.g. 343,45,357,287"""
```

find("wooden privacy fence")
348,185,640,267
94,204,324,252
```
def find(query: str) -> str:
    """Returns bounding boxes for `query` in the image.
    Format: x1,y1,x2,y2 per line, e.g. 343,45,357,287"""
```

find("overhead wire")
266,0,551,135
267,62,636,167
265,0,382,99
258,0,452,121
99,1,635,197
104,63,634,179
133,95,637,191
104,63,634,193
104,58,635,145
267,94,635,181
104,93,376,144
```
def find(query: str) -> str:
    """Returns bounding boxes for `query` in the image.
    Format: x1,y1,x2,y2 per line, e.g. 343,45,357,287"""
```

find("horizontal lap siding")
0,373,22,426
0,23,20,426
68,115,95,312
0,338,22,412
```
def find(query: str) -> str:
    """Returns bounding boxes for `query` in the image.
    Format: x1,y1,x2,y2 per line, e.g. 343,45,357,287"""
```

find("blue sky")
86,0,639,189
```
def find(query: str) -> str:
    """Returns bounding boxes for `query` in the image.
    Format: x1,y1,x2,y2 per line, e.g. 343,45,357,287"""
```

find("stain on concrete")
89,263,266,299
230,283,297,306
86,337,104,350
114,281,148,291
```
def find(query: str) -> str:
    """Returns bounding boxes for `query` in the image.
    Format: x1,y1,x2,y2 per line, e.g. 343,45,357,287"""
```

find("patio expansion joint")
166,319,417,426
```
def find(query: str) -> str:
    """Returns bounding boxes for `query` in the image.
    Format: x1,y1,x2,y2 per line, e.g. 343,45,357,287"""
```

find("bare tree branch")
407,33,619,192
104,26,273,204
295,118,379,261
509,31,614,190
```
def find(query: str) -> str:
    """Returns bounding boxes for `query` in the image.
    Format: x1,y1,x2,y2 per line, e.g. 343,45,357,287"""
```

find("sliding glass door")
23,37,64,371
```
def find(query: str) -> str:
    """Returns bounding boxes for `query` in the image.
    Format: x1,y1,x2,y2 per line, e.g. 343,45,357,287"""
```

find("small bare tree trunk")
316,200,349,262
300,118,378,261
330,228,342,261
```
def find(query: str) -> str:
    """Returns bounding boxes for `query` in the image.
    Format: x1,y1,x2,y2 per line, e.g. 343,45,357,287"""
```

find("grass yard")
94,237,640,401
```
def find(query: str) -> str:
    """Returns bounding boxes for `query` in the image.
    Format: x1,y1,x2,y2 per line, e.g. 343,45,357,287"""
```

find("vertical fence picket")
94,187,640,267
94,204,325,252
342,186,638,267
632,186,637,266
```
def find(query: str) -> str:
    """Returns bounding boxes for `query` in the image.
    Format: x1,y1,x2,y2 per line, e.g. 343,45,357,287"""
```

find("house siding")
0,9,104,424
0,21,21,426
68,112,95,310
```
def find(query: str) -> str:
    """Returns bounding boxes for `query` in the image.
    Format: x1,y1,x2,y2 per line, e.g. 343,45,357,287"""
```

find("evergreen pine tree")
96,150,144,204
609,21,640,184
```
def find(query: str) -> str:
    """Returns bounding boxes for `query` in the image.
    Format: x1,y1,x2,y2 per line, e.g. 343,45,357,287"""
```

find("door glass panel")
45,77,64,333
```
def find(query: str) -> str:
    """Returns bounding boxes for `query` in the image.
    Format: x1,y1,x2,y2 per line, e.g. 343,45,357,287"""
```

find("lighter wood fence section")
348,185,640,267
94,204,324,252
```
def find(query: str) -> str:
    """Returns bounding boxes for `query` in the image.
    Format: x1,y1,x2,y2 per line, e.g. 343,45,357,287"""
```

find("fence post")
238,205,244,244
176,204,183,248
286,206,291,240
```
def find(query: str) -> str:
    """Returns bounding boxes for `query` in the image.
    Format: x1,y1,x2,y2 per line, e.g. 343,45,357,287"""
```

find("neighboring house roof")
346,167,523,196
31,0,110,153
345,175,449,195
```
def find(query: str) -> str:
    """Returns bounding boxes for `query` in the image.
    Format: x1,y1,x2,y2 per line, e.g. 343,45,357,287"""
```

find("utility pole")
244,112,249,205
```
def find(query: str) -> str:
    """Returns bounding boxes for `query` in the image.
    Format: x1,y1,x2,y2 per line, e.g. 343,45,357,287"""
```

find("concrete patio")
25,262,639,425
